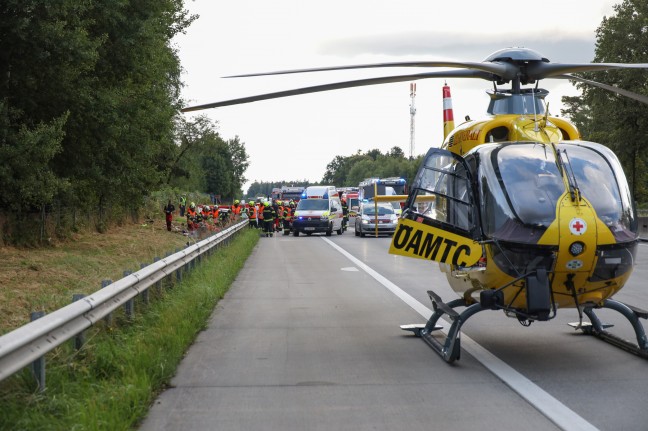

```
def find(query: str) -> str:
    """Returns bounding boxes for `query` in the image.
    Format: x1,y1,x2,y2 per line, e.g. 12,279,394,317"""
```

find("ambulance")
292,186,344,236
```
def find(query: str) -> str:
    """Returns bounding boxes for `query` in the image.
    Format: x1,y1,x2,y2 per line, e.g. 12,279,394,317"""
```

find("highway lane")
140,229,648,430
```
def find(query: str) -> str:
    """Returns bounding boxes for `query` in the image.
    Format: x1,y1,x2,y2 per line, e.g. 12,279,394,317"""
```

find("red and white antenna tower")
409,82,416,159
442,82,455,140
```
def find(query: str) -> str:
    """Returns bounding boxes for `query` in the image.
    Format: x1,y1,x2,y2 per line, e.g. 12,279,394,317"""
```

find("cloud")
319,32,596,63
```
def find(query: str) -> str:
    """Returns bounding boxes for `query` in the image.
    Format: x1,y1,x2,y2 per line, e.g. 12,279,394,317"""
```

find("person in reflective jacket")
248,202,258,229
262,202,276,237
164,200,175,231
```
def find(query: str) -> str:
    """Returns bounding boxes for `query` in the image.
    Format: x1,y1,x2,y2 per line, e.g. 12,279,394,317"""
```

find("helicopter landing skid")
401,290,486,364
568,299,648,359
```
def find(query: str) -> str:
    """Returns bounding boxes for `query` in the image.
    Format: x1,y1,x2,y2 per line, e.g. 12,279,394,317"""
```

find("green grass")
0,228,259,431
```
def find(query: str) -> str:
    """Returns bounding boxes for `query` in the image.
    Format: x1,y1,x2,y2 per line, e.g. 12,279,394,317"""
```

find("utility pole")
409,82,416,159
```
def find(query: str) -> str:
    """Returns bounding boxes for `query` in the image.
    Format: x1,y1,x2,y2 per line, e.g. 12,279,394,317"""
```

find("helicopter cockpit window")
478,142,637,243
498,144,564,223
479,143,564,243
406,151,475,234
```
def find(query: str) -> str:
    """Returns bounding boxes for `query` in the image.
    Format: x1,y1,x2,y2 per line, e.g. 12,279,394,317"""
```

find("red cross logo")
569,218,587,236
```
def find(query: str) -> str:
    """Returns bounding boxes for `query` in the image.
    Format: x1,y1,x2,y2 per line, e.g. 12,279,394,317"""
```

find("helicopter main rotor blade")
554,74,648,105
182,69,490,112
530,62,648,79
225,61,518,81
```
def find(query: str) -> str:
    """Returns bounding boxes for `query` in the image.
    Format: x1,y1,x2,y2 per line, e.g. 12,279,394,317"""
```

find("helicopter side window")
406,151,475,234
486,126,509,143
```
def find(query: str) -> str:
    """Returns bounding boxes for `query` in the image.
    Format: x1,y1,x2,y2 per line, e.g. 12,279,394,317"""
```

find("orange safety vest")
249,206,257,219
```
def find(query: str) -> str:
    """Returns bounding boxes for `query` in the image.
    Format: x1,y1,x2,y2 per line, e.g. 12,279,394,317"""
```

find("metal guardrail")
0,220,248,385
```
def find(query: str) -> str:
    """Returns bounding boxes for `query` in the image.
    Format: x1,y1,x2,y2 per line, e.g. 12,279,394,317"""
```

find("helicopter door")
389,148,482,267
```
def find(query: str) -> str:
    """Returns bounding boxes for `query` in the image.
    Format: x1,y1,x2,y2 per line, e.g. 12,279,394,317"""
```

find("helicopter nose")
550,194,600,304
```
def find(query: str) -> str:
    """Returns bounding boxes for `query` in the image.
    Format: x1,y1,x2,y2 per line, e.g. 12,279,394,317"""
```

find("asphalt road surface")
140,228,648,431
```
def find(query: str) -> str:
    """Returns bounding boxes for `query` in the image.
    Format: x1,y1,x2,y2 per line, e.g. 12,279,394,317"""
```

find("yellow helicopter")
182,47,648,363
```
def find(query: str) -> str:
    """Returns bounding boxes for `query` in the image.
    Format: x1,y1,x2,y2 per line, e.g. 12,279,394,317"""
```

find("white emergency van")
292,186,344,236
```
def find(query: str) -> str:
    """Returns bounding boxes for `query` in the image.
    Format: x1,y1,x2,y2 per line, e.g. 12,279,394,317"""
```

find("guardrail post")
140,263,149,305
175,248,182,284
164,252,173,288
123,270,134,320
154,257,162,294
30,311,46,392
101,279,113,326
186,243,194,271
72,294,86,350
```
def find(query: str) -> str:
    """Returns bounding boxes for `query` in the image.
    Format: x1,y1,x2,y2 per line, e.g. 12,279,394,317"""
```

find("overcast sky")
174,0,618,192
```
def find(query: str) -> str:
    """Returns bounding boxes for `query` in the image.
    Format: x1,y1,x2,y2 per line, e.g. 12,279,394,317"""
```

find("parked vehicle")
292,186,344,236
354,202,398,237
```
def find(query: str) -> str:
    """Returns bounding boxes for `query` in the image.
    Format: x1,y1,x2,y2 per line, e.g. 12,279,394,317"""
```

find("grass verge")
0,228,259,431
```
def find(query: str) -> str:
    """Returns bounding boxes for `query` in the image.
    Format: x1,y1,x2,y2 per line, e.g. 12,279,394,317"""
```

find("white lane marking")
341,267,359,272
322,237,599,431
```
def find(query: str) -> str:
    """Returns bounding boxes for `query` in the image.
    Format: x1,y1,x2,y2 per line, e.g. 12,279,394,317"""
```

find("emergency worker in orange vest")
248,202,258,228
231,199,241,221
203,205,211,228
281,203,292,234
186,202,197,231
273,200,282,232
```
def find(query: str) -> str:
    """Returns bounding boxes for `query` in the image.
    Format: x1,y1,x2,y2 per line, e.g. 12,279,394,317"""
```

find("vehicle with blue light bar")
292,186,344,236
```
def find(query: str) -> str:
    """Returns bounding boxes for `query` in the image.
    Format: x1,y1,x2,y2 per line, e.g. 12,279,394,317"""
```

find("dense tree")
561,0,648,201
388,146,405,159
227,136,250,193
321,148,422,188
0,0,199,241
0,1,99,211
170,116,250,202
321,152,371,185
58,0,194,213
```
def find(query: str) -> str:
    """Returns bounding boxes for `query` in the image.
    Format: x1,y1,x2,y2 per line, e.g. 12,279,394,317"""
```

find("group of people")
164,198,240,233
163,197,298,237
254,199,297,237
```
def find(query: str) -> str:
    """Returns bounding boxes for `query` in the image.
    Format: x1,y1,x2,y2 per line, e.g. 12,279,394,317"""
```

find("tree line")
245,146,423,199
561,0,648,203
2,0,647,246
320,146,423,188
0,1,249,244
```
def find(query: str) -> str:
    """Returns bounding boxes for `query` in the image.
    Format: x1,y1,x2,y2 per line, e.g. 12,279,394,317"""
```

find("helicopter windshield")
478,142,636,243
